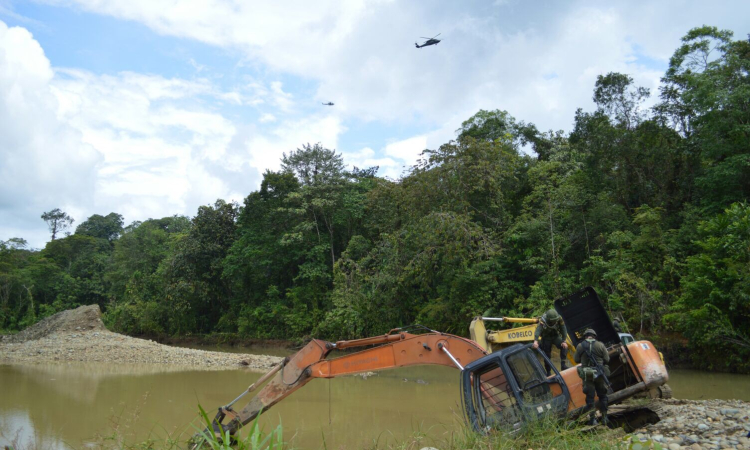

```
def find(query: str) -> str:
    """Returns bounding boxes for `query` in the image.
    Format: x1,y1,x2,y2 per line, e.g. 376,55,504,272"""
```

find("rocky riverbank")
0,305,282,370
624,399,750,450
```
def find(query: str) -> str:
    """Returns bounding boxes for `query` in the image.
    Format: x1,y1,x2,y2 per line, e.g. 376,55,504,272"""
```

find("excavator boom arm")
209,332,487,438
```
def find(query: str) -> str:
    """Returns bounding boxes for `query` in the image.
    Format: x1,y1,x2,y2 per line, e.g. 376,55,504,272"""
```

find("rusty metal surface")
314,333,485,377
214,333,486,437
205,332,666,439
334,333,404,349
626,340,669,387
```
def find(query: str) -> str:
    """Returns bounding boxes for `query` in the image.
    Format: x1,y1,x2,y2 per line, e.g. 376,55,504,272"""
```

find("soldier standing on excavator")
531,309,569,375
575,328,610,425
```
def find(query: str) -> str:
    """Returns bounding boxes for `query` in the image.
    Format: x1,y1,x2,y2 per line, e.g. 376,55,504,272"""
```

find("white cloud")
0,20,348,247
384,136,426,164
341,135,427,180
259,113,276,123
49,69,242,220
43,0,749,139
244,115,344,172
49,70,351,232
5,1,750,245
269,81,294,112
0,21,101,247
342,146,401,179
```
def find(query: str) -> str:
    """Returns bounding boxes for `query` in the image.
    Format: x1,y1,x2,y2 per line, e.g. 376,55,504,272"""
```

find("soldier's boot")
559,346,569,371
583,399,597,425
544,362,552,377
597,398,609,426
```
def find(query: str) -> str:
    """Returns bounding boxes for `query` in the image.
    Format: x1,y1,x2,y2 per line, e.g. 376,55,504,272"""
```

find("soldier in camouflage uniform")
574,328,610,425
532,309,569,375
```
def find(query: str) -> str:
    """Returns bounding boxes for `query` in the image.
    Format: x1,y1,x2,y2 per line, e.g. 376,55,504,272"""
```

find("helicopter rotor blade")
432,33,441,39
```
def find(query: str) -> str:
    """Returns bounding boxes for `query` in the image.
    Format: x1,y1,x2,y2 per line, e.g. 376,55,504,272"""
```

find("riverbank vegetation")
1,27,749,371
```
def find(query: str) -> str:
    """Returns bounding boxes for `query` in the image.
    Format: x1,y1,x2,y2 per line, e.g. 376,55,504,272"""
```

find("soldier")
612,319,623,333
574,328,610,425
531,309,569,375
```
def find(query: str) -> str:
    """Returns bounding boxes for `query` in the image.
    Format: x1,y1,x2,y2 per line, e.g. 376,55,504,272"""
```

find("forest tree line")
1,27,748,370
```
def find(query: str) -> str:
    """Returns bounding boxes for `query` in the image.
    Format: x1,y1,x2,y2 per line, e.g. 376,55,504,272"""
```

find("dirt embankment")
0,305,283,370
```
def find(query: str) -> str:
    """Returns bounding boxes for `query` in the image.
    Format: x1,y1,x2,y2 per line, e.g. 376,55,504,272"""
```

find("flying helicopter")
415,33,441,49
322,102,334,106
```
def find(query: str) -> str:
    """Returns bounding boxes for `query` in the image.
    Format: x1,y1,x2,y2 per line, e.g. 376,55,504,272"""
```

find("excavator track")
635,382,673,400
657,384,673,399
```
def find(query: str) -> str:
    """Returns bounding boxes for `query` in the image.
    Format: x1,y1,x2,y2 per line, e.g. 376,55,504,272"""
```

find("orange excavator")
201,288,668,439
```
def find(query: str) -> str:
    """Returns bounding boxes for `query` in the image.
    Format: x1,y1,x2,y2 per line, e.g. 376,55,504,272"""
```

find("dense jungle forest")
1,27,749,371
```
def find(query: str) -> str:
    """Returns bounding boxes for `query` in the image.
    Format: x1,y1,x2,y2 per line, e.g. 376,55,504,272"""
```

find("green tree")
41,208,74,240
658,26,750,212
164,200,238,333
281,143,352,269
104,216,189,335
224,171,302,337
667,203,750,369
76,213,124,241
593,72,650,130
42,234,112,308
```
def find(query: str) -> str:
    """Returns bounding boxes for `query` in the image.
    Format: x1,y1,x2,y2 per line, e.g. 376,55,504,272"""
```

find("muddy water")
2,355,750,450
666,369,750,401
0,362,463,450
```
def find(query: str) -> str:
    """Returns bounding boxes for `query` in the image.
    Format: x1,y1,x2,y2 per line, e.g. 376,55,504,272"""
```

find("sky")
0,0,747,248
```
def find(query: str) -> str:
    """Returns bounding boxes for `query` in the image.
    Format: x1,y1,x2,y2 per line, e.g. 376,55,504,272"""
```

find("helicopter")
415,33,441,49
322,102,334,106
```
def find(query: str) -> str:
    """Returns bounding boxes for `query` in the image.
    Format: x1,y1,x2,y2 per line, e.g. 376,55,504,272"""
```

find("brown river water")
2,346,750,450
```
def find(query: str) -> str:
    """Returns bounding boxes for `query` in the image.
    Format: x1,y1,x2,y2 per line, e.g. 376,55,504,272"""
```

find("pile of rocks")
626,399,750,450
0,305,283,370
1,304,106,343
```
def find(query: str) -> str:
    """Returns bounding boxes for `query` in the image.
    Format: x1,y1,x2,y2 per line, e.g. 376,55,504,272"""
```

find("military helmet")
545,309,561,323
583,328,597,338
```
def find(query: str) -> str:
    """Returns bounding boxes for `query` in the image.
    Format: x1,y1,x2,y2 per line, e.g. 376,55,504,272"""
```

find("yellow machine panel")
469,316,577,367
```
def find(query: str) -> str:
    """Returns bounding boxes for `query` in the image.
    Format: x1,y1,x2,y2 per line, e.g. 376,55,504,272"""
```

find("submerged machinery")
199,287,668,441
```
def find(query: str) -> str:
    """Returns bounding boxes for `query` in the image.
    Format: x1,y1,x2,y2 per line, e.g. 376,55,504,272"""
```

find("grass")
2,403,633,450
189,405,283,450
367,414,629,450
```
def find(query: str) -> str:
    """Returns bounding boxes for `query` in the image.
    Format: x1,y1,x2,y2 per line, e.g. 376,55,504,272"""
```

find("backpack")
577,365,598,381
576,340,607,381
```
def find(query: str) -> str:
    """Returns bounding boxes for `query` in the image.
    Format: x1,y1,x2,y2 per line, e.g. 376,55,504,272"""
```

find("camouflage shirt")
574,339,610,368
533,311,568,341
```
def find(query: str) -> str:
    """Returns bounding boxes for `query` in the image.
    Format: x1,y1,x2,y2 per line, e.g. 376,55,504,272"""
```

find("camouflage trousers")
540,335,568,375
583,376,608,419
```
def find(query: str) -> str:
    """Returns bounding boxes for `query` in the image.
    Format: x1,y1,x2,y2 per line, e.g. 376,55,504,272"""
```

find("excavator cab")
461,343,570,432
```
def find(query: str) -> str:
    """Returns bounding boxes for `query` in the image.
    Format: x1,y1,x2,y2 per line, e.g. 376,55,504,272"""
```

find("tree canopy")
3,27,749,372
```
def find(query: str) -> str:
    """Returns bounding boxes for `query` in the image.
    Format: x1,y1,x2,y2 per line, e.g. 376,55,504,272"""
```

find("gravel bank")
624,399,750,450
0,329,283,370
0,305,283,370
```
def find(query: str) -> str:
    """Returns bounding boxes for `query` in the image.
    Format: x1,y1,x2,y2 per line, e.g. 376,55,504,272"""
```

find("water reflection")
172,343,294,358
2,361,749,450
0,363,463,450
667,369,750,401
